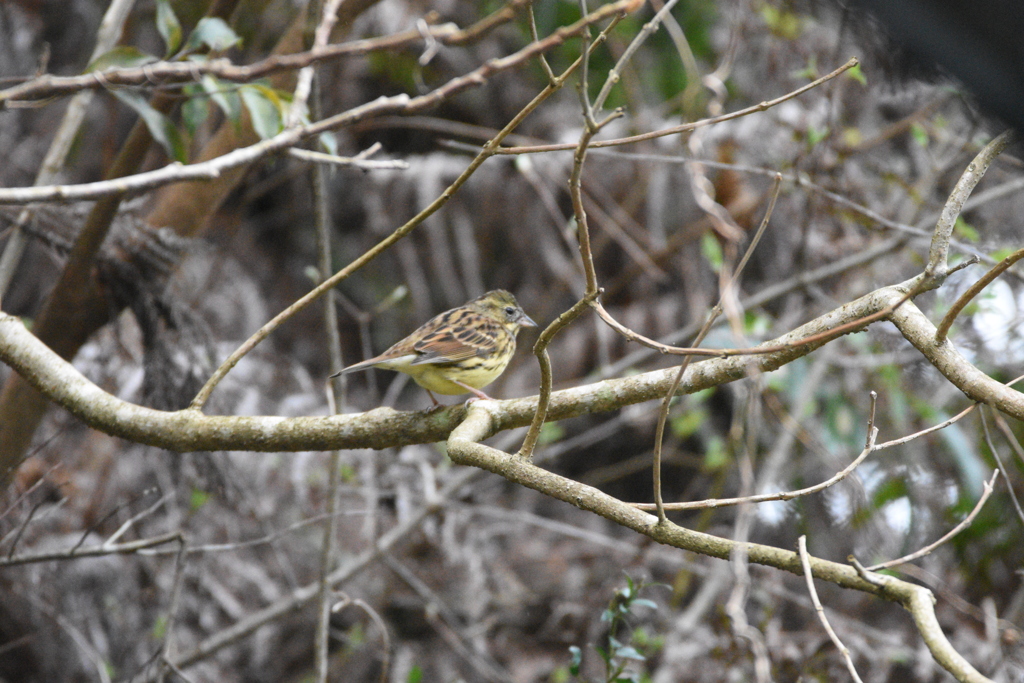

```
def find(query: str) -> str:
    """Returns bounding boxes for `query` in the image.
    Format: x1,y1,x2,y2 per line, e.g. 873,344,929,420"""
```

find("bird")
332,290,537,405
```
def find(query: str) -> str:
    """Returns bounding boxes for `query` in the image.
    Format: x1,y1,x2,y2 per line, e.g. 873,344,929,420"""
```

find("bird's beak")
521,314,538,328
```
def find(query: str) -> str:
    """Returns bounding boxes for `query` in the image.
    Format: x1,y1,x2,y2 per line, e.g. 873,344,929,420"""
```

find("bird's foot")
425,390,446,412
454,381,495,402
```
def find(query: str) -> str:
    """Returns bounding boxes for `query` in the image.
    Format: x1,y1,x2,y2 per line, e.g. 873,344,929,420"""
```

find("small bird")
333,290,537,405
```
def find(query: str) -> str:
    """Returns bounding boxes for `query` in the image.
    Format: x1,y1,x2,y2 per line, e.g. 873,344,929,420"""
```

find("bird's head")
471,290,537,333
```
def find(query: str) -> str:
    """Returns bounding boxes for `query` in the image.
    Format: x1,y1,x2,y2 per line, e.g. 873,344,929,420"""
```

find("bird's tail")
328,359,377,378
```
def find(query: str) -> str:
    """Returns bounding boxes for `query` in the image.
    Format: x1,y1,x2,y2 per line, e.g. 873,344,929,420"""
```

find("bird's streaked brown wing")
410,310,503,365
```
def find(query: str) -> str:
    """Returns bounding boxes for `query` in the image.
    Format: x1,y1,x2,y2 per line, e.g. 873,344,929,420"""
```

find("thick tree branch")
6,272,1023,459
0,276,871,454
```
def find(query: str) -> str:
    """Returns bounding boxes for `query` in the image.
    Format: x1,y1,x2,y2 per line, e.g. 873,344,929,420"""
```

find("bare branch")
0,0,533,107
448,403,994,683
0,0,137,298
8,276,1024,453
494,58,859,154
632,421,878,511
188,12,616,410
799,535,866,683
925,130,1015,279
0,531,182,567
0,0,638,206
936,245,1024,343
867,470,999,571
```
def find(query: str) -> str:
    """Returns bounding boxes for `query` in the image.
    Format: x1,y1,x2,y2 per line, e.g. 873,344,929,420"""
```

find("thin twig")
979,408,1024,526
993,411,1024,470
632,419,878,511
874,403,978,450
188,2,634,410
494,58,859,154
518,291,600,459
0,532,182,567
305,11,347,674
936,245,1024,343
288,146,409,170
448,403,994,683
648,174,782,519
155,535,189,683
725,391,772,683
331,594,393,683
592,0,681,111
598,236,908,379
799,535,865,683
867,470,999,571
383,557,508,682
104,491,170,546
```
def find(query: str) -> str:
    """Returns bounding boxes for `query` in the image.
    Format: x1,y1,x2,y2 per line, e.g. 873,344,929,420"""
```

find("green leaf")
155,0,182,56
792,55,818,81
180,83,209,135
743,310,772,337
700,231,723,272
338,463,357,484
539,421,565,446
240,84,285,139
670,408,706,439
910,122,929,147
806,125,830,148
189,488,210,512
703,435,730,470
613,646,646,661
842,126,863,148
319,131,339,156
86,46,158,72
152,615,168,640
405,665,423,683
201,74,242,126
953,216,980,243
871,478,908,509
760,4,802,39
845,63,867,86
568,646,582,676
184,17,242,54
112,90,187,162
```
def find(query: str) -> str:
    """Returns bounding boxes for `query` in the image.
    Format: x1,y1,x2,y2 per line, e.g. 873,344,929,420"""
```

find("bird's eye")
505,306,516,317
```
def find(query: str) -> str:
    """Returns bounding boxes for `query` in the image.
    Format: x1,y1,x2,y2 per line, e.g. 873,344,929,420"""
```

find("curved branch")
446,403,993,683
0,280,890,453
5,275,1024,455
888,300,1024,418
925,130,1015,278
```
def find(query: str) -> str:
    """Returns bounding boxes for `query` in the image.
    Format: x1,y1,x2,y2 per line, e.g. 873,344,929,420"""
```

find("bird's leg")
426,390,443,408
453,380,494,401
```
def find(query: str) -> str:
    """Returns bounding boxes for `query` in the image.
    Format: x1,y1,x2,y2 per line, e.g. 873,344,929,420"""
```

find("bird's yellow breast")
404,359,508,395
373,353,511,395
